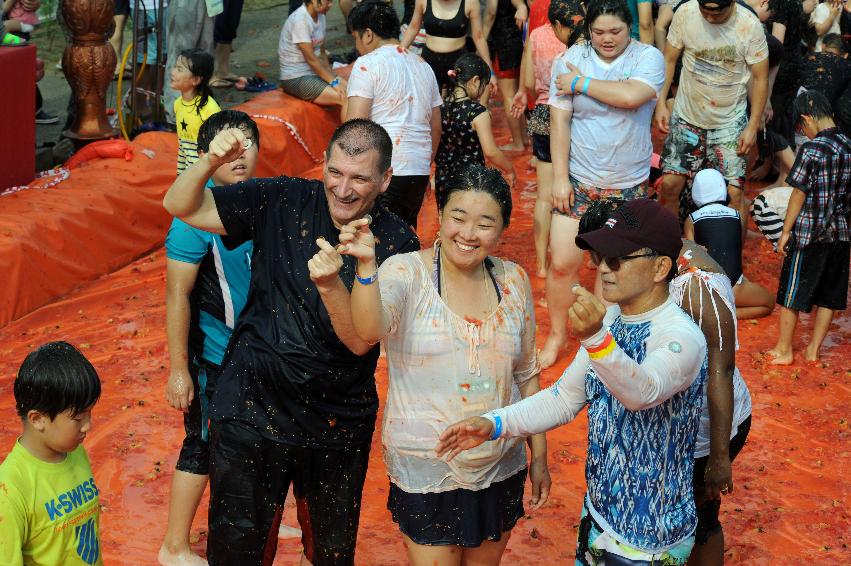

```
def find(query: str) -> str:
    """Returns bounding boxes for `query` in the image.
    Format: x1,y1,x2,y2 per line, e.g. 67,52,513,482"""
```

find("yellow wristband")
588,339,616,360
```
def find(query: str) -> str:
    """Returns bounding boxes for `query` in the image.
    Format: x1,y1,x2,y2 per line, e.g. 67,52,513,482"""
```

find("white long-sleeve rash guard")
485,298,707,438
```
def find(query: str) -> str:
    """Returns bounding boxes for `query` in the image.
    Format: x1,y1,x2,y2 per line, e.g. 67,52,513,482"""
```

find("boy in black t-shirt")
163,119,419,566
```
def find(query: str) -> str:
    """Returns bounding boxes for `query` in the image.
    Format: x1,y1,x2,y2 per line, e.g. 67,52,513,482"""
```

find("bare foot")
536,267,547,279
765,347,793,365
158,546,208,566
278,524,302,539
803,346,820,363
539,334,565,369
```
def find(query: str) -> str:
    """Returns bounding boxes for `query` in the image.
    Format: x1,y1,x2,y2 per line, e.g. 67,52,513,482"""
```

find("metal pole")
153,0,166,124
129,0,141,131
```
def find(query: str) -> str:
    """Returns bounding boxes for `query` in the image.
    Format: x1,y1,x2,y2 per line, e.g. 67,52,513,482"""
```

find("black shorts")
387,469,526,547
422,45,467,93
114,0,130,16
175,358,221,475
208,420,371,566
777,239,850,312
488,21,523,73
379,174,430,229
213,0,245,44
532,133,551,163
693,416,752,545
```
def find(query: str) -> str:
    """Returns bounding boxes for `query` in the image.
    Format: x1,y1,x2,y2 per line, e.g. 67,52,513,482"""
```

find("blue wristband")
489,414,503,440
329,77,340,87
582,77,591,94
569,75,582,94
355,268,378,285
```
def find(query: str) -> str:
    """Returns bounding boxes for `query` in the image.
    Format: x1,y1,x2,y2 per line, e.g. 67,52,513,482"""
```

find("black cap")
697,0,734,10
575,199,681,260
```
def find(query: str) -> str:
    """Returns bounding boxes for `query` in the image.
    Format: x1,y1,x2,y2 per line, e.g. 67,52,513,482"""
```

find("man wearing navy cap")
437,199,709,565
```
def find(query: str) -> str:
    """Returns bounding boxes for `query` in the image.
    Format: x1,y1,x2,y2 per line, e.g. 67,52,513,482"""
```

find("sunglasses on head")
589,250,658,271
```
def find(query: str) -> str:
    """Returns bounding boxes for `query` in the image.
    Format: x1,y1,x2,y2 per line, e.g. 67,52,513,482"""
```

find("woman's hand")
528,458,551,511
308,238,344,291
338,217,376,262
554,62,582,96
435,416,494,461
551,176,574,213
510,89,528,120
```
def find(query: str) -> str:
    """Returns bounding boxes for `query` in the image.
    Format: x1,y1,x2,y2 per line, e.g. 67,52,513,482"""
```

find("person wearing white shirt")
278,0,347,114
536,0,665,371
345,1,443,228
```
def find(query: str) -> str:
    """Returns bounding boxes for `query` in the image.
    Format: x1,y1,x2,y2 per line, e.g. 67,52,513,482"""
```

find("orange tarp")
0,97,849,564
0,91,338,327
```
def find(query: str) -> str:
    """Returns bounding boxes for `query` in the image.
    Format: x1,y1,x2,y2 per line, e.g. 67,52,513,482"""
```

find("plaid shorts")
660,112,748,188
553,176,650,219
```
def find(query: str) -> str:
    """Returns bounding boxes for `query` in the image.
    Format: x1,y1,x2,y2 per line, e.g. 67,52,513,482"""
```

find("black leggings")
421,45,467,93
379,174,430,229
214,0,245,44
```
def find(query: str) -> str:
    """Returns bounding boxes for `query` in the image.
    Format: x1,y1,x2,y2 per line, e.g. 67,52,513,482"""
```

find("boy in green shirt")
0,341,103,566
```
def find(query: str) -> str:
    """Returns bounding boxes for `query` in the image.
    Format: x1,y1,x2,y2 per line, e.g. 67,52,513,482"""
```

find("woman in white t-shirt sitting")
278,0,346,112
337,165,551,565
538,0,665,369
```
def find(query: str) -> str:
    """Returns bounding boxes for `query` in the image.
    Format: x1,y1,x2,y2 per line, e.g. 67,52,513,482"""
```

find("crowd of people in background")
2,0,850,565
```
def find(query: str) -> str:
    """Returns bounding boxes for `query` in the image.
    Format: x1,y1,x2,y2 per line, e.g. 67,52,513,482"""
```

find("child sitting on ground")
170,48,220,175
768,90,851,365
684,168,774,319
0,341,103,566
435,53,516,203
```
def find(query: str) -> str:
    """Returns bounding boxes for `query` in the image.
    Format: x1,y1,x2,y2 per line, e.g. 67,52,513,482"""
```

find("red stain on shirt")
360,65,368,71
464,316,482,326
460,383,471,391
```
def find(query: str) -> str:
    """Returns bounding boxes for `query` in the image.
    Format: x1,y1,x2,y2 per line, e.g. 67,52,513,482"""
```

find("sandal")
244,77,276,92
2,33,27,46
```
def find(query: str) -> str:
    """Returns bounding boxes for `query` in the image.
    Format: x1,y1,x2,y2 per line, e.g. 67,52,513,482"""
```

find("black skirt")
388,468,527,547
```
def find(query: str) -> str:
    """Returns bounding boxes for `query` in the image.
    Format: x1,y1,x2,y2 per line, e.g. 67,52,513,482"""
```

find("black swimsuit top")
423,0,468,39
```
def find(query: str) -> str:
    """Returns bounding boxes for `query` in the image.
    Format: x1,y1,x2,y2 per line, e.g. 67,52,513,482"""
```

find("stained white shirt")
347,45,442,176
378,252,539,493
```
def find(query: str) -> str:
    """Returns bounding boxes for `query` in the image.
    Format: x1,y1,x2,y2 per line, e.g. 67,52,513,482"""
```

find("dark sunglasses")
589,250,658,271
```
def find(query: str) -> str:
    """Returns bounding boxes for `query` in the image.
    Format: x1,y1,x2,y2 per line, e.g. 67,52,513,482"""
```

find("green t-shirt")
0,441,102,566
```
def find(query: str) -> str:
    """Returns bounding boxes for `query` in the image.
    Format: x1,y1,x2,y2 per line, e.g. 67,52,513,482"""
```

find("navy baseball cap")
575,198,681,260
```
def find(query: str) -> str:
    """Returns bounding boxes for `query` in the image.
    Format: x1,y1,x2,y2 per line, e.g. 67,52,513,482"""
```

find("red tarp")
0,91,338,327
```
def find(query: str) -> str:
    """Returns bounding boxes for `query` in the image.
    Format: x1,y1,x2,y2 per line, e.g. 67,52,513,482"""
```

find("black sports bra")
423,0,468,39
